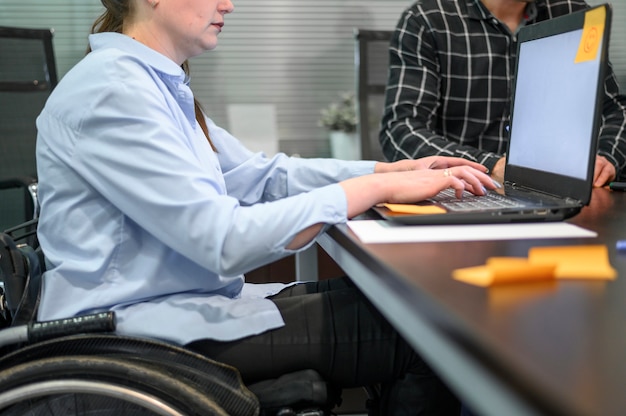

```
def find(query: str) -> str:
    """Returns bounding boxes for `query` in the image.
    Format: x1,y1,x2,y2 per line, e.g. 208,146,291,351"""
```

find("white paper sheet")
347,220,597,244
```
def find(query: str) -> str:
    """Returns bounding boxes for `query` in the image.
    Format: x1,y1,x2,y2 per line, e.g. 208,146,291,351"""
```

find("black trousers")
186,277,460,415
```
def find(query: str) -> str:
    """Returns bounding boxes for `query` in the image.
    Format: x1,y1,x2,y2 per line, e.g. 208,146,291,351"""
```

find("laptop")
374,3,612,225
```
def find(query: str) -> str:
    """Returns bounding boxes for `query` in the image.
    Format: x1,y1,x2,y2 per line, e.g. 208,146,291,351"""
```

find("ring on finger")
443,168,452,177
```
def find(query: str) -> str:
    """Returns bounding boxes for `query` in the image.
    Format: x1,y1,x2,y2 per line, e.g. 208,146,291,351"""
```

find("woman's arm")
286,156,494,249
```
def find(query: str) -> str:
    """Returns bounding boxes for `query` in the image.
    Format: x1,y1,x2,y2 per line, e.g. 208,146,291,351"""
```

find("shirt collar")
88,32,187,84
468,0,538,24
88,32,196,128
523,2,538,24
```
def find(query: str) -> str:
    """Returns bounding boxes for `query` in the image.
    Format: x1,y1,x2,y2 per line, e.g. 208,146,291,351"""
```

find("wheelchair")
0,219,368,416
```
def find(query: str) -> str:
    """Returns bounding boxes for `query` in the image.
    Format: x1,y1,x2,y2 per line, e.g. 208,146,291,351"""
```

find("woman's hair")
90,0,216,150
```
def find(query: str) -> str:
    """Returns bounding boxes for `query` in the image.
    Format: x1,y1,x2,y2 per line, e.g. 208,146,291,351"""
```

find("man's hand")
490,157,506,185
489,155,616,187
593,155,616,187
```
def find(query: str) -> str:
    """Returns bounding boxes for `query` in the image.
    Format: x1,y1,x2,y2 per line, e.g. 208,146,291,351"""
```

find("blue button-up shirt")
36,32,376,345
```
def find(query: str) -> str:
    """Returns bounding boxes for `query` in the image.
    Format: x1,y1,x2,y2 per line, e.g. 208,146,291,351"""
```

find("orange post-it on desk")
453,257,556,287
453,245,616,287
382,203,446,215
528,245,616,280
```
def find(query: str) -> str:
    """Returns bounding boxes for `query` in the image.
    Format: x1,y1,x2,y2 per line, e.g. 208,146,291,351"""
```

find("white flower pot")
329,131,360,160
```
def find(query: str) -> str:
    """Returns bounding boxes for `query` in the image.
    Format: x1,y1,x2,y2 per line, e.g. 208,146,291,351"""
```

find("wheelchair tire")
0,355,229,416
0,334,259,416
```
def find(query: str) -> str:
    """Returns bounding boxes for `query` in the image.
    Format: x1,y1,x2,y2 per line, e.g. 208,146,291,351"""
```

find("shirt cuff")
483,155,501,174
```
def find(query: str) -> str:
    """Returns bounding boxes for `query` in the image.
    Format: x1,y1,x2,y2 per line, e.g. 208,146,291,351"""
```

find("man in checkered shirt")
379,0,626,186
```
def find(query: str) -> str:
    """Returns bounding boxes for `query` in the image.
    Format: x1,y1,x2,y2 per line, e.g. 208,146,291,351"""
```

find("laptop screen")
504,4,610,205
507,28,604,181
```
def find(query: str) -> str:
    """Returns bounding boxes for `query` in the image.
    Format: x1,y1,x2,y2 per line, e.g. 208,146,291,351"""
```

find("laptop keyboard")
429,188,527,212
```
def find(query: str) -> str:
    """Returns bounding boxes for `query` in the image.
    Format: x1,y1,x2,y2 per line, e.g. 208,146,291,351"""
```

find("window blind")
1,0,624,157
0,0,413,157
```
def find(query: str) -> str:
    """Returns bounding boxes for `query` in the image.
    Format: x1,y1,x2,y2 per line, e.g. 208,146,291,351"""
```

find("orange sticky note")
453,245,616,287
574,6,605,63
528,245,616,280
382,203,446,215
453,257,556,287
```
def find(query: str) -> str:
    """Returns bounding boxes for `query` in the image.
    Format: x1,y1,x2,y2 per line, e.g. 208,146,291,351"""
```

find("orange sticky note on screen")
574,6,605,63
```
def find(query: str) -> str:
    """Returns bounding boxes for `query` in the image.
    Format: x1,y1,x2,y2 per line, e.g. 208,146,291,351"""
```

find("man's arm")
596,63,626,183
378,8,502,173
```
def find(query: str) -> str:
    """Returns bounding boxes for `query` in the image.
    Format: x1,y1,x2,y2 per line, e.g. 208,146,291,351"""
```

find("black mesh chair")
354,29,393,162
0,26,57,231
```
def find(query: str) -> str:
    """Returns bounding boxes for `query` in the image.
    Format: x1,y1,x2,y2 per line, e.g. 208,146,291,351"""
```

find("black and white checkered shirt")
380,0,626,178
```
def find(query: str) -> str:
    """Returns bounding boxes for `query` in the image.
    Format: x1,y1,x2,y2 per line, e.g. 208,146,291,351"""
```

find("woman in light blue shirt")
35,0,496,414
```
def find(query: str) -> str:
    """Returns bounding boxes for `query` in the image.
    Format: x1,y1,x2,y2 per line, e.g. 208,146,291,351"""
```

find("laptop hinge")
506,182,580,206
564,197,581,205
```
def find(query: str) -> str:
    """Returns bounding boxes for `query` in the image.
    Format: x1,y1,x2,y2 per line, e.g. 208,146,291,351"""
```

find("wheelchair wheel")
0,334,259,415
0,355,229,416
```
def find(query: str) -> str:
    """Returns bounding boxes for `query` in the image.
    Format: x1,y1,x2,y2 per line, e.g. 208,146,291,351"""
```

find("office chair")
0,26,57,231
354,29,393,162
0,220,344,416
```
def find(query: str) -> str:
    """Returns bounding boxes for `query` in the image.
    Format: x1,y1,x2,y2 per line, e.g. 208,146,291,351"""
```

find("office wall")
1,0,624,157
0,0,413,157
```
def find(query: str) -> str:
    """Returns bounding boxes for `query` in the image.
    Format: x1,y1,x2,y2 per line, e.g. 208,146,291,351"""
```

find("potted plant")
319,92,360,160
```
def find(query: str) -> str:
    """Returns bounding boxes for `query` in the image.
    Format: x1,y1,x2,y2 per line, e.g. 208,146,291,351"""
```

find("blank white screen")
507,28,602,180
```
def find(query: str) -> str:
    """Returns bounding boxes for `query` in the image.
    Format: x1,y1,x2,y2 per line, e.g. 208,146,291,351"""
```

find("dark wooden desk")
317,187,626,416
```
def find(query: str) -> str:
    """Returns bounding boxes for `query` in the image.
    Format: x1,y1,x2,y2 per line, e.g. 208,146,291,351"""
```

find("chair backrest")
354,29,393,161
0,26,56,230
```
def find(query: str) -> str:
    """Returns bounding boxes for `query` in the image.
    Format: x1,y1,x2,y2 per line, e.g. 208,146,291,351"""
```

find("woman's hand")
374,156,489,174
340,160,496,219
289,157,494,249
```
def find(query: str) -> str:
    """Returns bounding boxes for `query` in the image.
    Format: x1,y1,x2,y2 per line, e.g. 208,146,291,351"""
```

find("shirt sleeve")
379,9,502,172
67,64,374,276
207,116,377,204
597,63,626,180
